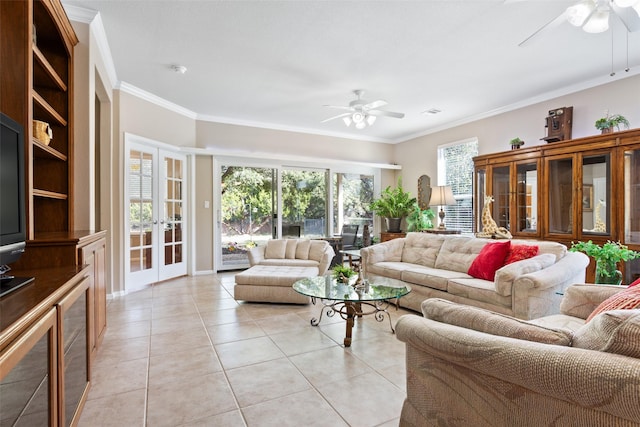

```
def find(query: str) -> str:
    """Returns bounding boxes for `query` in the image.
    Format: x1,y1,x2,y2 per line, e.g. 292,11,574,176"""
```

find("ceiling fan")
517,0,640,46
322,90,405,129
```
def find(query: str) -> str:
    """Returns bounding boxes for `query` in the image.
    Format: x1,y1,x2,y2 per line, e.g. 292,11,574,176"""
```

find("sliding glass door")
281,168,328,238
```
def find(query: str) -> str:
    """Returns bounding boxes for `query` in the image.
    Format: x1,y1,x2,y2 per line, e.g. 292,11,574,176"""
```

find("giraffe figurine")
475,195,513,239
592,199,606,233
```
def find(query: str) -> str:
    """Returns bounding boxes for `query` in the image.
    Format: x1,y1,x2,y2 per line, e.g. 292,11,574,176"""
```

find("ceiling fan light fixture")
342,116,352,127
355,121,366,130
566,0,596,26
352,112,365,123
583,9,609,33
366,115,376,126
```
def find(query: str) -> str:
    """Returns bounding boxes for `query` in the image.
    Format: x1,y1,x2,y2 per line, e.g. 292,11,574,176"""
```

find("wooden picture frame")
583,184,593,212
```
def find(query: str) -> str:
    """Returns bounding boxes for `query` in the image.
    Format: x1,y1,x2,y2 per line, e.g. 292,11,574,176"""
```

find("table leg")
344,302,356,347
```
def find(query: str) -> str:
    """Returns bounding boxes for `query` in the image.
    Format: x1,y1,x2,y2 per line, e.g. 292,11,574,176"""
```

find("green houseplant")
570,240,640,285
369,178,417,233
509,137,524,149
594,113,630,134
332,265,356,284
406,205,436,232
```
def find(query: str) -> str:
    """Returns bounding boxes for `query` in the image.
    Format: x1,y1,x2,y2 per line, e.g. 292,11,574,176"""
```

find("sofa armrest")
317,244,335,275
396,314,640,424
247,245,266,266
360,238,405,266
560,283,626,319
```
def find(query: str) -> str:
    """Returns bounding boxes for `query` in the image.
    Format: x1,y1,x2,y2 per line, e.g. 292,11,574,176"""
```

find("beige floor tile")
148,346,222,387
378,361,407,391
100,319,150,342
226,358,310,407
77,389,146,427
149,329,212,357
92,336,149,369
206,321,265,344
215,336,285,370
146,372,237,426
88,358,148,400
151,312,204,335
348,335,406,370
178,409,246,427
315,372,405,427
105,307,152,326
241,389,348,427
199,307,254,326
268,327,338,356
289,346,373,386
151,302,199,320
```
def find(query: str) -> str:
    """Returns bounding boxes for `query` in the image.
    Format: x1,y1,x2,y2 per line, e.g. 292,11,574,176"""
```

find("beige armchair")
395,284,640,426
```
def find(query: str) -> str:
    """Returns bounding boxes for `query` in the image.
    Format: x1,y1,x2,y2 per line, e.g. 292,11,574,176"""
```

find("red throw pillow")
586,285,640,322
468,241,511,281
629,277,640,288
504,244,539,265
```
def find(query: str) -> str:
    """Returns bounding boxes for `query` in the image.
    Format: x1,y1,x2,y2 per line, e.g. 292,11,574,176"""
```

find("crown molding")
117,82,199,119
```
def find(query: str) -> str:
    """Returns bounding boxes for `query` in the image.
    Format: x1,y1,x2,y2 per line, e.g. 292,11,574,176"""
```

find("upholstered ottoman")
234,265,318,303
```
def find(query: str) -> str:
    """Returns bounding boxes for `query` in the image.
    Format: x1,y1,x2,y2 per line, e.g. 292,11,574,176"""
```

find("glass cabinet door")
581,153,611,236
625,148,640,245
547,157,574,235
491,166,511,231
474,166,486,233
515,162,538,234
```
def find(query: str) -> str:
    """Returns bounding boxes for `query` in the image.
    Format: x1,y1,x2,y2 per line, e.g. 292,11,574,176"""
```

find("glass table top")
293,276,411,302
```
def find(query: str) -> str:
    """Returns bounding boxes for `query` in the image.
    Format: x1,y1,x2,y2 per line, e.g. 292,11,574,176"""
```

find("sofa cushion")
434,236,487,273
400,265,470,291
422,298,573,345
400,233,445,268
467,240,511,281
295,239,311,260
505,244,539,265
494,254,556,296
586,285,640,322
265,240,287,259
260,259,320,268
447,278,512,308
573,309,640,358
285,239,298,259
366,261,406,280
308,240,328,262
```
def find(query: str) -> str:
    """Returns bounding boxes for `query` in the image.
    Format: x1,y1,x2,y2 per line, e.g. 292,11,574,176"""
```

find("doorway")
125,137,187,288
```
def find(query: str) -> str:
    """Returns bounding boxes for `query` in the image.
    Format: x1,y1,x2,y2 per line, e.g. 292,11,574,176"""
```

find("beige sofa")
360,232,589,319
234,239,334,303
396,285,640,426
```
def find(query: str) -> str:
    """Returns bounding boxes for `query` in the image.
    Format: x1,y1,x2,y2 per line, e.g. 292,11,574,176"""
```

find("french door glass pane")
163,156,184,266
516,163,537,232
282,169,327,238
491,166,510,230
129,151,153,273
332,173,374,238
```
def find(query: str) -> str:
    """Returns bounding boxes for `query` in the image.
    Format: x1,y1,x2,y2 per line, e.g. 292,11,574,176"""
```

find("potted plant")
369,178,417,233
509,137,524,150
594,113,630,134
406,204,436,232
569,240,640,285
332,264,356,284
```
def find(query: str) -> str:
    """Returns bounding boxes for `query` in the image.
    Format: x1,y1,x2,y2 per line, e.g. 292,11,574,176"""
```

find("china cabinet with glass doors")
473,128,640,283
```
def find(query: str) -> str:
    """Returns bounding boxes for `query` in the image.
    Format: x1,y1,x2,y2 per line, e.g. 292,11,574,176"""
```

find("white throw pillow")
265,240,287,259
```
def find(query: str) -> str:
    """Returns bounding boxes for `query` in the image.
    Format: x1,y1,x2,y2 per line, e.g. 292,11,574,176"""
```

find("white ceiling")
64,0,640,143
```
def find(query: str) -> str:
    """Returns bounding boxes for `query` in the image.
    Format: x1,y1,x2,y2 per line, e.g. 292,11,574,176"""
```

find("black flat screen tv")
0,112,33,296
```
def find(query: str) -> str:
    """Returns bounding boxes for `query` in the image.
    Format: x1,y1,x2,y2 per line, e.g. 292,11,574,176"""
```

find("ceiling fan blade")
369,110,405,119
518,11,568,47
321,112,352,123
363,99,387,110
611,3,640,32
323,105,354,111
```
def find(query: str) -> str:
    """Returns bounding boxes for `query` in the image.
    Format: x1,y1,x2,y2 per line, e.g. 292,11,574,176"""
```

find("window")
437,138,478,233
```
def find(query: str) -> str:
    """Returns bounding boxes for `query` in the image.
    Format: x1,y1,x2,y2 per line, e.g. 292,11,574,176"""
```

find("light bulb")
355,121,366,130
566,0,596,26
342,117,352,127
352,112,364,123
366,115,376,126
583,9,609,33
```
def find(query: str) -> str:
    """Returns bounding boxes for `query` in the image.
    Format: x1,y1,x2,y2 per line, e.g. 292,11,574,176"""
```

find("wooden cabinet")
78,232,107,362
0,267,89,427
474,128,640,283
380,232,406,242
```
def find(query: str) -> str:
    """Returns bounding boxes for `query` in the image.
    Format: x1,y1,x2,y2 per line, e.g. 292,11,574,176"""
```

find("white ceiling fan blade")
611,3,640,32
321,112,352,123
363,99,387,110
518,11,568,47
323,104,354,111
369,110,405,119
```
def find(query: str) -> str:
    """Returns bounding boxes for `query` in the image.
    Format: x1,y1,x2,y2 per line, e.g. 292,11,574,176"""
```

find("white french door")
125,137,187,288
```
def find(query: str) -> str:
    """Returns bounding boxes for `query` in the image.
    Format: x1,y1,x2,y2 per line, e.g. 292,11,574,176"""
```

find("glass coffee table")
292,276,411,347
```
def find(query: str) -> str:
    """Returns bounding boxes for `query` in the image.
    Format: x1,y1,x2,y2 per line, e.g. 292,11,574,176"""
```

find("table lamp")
429,185,456,230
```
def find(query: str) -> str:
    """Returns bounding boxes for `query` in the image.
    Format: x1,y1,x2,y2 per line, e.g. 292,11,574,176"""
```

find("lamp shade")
429,185,456,206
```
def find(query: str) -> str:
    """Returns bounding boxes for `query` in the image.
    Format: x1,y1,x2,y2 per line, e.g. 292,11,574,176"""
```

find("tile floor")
78,272,417,427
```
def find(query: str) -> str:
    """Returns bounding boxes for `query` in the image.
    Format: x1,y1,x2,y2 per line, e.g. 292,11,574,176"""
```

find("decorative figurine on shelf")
475,195,512,239
542,106,573,143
